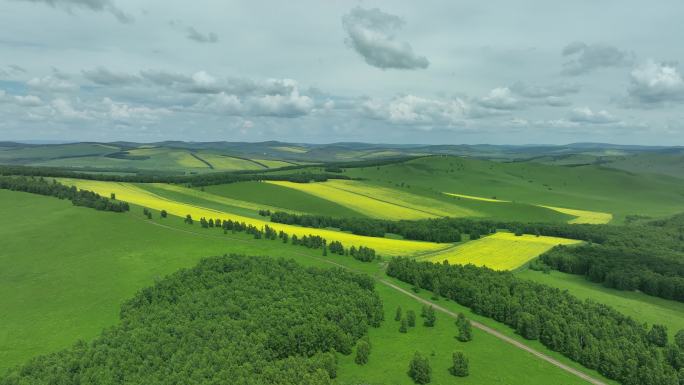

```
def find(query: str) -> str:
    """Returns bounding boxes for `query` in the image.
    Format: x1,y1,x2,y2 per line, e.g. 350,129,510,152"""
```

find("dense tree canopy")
1,255,384,385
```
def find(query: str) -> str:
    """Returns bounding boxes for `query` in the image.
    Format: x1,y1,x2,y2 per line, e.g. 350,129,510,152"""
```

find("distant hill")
1,140,683,177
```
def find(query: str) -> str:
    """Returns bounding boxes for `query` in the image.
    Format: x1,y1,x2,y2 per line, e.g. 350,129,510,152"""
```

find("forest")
537,215,684,302
386,257,682,385
0,255,384,385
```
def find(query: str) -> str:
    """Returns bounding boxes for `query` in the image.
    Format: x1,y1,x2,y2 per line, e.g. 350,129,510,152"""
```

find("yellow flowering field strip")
266,180,479,220
426,232,582,271
537,205,613,224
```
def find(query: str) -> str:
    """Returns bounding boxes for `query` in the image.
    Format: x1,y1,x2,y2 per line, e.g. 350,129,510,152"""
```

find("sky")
1,0,683,145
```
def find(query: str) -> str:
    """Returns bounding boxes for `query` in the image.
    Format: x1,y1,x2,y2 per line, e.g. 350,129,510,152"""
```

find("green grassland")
518,269,684,339
0,190,618,384
337,156,684,223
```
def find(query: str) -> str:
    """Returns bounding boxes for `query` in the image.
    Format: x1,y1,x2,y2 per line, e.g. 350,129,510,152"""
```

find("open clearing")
57,178,449,256
425,232,582,270
266,179,479,219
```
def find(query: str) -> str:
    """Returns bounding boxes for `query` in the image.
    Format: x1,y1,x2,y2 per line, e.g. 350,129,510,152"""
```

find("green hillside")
338,156,684,223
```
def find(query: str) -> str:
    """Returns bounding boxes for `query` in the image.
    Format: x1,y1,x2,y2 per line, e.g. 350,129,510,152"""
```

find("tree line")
184,215,381,263
0,165,351,187
0,255,384,385
0,176,129,212
267,211,495,242
386,257,682,385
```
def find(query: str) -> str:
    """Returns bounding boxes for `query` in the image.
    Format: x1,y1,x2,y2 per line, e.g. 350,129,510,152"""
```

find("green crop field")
0,190,617,385
203,181,364,217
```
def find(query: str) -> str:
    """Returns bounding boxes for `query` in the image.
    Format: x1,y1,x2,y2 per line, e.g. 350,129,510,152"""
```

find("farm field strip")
537,205,613,224
266,180,478,220
324,180,480,218
444,192,509,202
265,180,433,219
57,179,450,256
425,232,582,271
142,183,298,214
444,191,612,224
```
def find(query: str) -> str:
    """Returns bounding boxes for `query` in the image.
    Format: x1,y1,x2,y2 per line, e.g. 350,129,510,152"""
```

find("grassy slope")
0,191,615,384
518,269,684,339
203,181,363,218
341,156,684,223
606,152,684,179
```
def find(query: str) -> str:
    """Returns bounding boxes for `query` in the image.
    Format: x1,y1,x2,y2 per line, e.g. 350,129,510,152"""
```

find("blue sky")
1,0,683,144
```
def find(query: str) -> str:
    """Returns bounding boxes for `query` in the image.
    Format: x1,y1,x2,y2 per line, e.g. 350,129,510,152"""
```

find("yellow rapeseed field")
266,180,479,220
425,232,582,271
58,178,449,256
196,154,264,171
538,205,613,224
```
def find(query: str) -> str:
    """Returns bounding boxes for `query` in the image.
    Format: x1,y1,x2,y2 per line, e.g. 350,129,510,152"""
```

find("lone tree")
647,324,668,347
423,306,436,327
449,351,469,377
456,313,472,342
407,310,416,327
395,306,403,321
400,317,408,333
160,210,167,218
408,352,431,384
110,193,116,200
676,329,684,350
355,340,370,365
